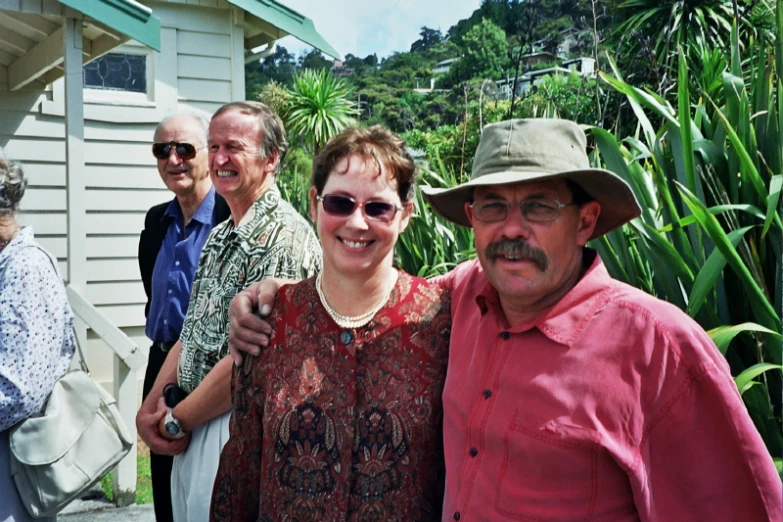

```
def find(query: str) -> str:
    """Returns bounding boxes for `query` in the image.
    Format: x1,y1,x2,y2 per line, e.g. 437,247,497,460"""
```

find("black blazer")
138,193,231,318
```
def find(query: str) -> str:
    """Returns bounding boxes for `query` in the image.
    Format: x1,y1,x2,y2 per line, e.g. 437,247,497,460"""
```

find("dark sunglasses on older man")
151,141,201,160
317,194,402,222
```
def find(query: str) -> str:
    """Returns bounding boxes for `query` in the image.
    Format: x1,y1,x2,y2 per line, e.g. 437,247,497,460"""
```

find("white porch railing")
66,285,146,506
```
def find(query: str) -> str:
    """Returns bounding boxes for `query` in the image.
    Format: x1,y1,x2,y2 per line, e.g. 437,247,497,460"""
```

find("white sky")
276,0,482,60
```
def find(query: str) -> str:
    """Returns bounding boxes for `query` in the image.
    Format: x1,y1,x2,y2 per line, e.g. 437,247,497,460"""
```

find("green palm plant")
612,0,774,91
615,0,733,58
592,10,783,470
283,69,358,155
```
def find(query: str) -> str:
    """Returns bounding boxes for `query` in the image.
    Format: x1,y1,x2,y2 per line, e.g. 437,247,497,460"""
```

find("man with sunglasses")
227,119,781,521
138,112,230,522
137,101,321,522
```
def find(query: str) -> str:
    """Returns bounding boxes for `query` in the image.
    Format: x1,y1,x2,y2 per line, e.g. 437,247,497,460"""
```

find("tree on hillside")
425,39,461,63
363,54,379,68
410,27,443,53
448,0,590,46
448,0,513,43
449,18,509,84
298,49,332,71
245,45,297,100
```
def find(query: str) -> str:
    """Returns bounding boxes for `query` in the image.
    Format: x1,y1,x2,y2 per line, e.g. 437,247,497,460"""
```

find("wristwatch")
164,409,187,439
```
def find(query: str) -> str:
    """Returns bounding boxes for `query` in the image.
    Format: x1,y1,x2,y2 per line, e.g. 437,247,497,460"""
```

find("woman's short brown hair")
312,126,416,203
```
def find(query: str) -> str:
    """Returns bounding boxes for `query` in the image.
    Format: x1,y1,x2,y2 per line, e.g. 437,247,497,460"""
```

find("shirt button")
469,447,478,457
482,389,492,399
163,320,168,325
340,330,353,345
501,331,510,340
167,289,172,295
453,513,461,521
174,261,180,267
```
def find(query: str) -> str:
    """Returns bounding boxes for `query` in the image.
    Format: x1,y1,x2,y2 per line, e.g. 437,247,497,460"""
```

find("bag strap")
4,241,89,374
69,322,89,374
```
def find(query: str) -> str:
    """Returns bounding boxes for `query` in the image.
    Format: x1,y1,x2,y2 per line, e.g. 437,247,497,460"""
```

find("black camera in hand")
163,383,188,408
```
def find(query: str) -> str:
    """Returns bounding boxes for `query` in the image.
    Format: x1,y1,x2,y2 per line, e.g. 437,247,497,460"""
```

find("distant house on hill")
497,57,596,97
563,57,596,76
533,27,590,58
518,51,558,70
332,60,354,77
433,57,458,76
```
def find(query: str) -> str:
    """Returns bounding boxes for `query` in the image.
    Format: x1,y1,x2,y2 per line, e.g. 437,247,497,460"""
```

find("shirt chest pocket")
495,414,602,522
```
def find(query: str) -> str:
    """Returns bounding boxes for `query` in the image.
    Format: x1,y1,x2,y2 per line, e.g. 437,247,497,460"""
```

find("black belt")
152,341,176,353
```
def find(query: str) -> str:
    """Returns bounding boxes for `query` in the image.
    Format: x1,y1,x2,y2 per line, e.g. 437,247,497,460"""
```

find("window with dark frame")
83,53,146,93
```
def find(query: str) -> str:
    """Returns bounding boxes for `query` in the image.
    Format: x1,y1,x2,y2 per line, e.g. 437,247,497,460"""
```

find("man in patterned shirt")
136,101,322,522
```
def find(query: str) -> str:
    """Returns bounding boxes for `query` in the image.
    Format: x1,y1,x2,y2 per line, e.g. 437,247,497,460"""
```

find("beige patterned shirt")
177,185,322,393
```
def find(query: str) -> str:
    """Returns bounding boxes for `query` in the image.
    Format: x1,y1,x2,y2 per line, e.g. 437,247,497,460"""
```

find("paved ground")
57,437,155,521
57,503,155,522
56,485,155,522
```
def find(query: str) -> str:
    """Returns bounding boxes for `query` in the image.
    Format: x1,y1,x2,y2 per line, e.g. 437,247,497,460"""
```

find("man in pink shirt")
228,119,782,521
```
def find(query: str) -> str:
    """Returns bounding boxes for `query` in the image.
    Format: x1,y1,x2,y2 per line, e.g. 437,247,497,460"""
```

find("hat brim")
420,168,642,240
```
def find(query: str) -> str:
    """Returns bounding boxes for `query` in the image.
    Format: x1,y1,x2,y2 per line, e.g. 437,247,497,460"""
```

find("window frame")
83,46,156,108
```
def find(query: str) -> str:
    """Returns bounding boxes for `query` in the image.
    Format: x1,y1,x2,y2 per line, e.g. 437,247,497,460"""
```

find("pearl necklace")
315,271,396,329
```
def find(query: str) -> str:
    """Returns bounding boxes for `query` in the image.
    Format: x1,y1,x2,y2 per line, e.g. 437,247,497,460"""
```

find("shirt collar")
163,197,182,221
234,184,281,229
190,187,216,225
475,248,616,347
163,187,217,226
0,226,34,263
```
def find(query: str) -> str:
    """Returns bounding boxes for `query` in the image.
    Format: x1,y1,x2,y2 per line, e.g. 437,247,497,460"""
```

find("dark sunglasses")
151,141,201,160
317,194,402,222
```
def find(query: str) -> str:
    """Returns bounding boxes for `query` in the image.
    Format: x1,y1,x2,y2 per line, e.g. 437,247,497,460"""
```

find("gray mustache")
486,239,548,270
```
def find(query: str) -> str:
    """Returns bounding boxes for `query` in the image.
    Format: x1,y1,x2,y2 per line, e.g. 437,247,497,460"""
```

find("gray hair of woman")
0,147,27,216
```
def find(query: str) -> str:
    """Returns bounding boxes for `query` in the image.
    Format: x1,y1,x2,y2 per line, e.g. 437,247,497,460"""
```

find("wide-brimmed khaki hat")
421,118,641,239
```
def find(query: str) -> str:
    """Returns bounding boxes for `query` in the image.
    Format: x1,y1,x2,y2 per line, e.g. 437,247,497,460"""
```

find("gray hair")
0,147,27,215
212,101,288,174
154,112,210,144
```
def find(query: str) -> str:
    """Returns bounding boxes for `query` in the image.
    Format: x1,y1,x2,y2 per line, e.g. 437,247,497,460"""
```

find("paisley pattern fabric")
178,185,322,393
212,272,451,522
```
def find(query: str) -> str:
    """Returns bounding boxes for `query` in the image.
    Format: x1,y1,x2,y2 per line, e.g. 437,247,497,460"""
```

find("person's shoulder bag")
5,244,133,518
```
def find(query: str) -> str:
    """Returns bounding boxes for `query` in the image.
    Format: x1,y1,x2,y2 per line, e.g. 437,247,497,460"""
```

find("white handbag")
9,346,134,517
6,248,133,518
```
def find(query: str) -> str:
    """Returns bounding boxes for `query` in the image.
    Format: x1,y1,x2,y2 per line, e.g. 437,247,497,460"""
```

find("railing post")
113,356,138,506
66,286,144,507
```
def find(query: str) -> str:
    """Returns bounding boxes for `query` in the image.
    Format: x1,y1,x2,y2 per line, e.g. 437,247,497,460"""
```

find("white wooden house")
0,0,337,501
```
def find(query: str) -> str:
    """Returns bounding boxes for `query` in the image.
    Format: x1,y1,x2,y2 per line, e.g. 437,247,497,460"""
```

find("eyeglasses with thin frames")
469,197,576,223
151,142,204,160
317,194,403,222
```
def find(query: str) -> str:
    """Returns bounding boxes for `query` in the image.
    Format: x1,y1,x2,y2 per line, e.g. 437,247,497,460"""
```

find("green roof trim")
59,0,161,51
229,0,340,59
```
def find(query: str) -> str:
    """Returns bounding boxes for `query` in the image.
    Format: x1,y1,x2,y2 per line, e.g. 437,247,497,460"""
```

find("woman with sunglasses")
211,126,451,521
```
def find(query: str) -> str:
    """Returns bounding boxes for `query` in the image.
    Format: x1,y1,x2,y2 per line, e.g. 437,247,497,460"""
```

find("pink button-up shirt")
437,250,782,522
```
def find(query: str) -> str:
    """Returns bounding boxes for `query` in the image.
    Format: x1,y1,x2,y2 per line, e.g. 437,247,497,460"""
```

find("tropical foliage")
609,0,776,103
283,69,358,155
265,0,783,471
591,18,782,469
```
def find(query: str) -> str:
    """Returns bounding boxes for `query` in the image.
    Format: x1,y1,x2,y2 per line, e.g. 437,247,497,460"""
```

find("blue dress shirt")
145,188,218,343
